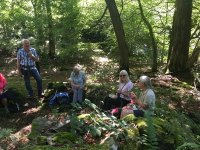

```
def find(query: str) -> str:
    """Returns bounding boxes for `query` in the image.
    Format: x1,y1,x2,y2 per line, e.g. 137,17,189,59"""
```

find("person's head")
22,39,30,50
119,70,130,83
137,75,152,90
73,64,82,75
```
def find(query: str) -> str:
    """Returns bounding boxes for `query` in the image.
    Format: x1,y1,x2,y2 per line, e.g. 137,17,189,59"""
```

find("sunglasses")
120,75,126,77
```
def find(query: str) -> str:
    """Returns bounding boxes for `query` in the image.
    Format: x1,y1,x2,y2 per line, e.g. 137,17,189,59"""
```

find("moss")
136,118,147,129
32,145,70,150
78,113,90,119
122,114,136,122
179,82,193,89
36,136,48,145
126,127,139,138
28,124,40,140
28,117,50,140
52,132,77,144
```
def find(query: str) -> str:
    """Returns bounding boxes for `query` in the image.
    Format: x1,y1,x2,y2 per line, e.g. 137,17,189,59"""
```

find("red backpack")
0,73,7,92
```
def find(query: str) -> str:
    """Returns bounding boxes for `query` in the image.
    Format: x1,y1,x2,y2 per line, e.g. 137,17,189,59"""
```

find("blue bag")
49,92,70,106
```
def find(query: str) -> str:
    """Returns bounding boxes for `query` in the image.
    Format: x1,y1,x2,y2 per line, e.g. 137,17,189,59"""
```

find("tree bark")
137,0,158,72
188,47,200,68
168,0,193,75
105,0,129,73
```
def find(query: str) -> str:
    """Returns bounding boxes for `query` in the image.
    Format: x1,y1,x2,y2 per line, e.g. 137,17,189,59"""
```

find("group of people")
1,39,156,118
0,39,42,113
102,70,156,119
0,39,86,113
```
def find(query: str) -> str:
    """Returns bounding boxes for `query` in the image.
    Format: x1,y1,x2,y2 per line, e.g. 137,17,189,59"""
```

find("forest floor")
0,50,200,149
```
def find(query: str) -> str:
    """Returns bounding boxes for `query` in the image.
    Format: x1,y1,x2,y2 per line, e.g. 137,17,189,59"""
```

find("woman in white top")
120,75,156,118
102,70,134,110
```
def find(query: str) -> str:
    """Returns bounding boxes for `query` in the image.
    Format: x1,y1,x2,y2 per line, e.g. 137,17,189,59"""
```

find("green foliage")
0,128,12,139
56,42,97,64
141,113,159,150
52,132,77,144
154,107,200,149
36,136,48,145
22,145,71,150
176,142,200,150
86,84,112,106
28,117,50,140
122,114,136,122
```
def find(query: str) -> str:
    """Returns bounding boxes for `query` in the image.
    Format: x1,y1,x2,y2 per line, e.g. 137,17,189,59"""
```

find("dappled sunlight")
7,69,18,77
168,103,176,110
5,57,16,65
23,107,41,115
91,56,110,66
7,125,31,149
52,67,59,72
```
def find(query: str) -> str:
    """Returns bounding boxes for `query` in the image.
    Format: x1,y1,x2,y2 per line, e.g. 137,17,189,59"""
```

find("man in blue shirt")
17,39,43,99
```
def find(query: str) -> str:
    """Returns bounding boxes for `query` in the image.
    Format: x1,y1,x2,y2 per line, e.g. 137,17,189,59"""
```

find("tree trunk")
188,47,200,68
45,0,55,58
105,0,129,73
137,0,158,72
168,0,193,75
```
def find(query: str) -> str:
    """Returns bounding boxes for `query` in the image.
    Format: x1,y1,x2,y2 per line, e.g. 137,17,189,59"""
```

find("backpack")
4,88,23,113
8,102,21,113
49,92,71,107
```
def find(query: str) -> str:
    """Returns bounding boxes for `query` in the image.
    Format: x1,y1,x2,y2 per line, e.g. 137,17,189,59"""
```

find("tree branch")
90,6,108,29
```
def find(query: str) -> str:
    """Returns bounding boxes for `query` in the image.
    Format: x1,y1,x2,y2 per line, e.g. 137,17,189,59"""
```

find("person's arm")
70,73,80,88
27,50,39,62
136,93,154,109
118,82,133,97
136,100,147,109
120,90,130,97
70,80,80,88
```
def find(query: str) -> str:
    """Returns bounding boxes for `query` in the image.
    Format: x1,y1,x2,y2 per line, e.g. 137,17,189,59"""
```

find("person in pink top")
0,73,9,113
102,70,134,110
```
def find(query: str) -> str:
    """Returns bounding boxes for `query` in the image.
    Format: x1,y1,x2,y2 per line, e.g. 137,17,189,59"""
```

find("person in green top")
120,75,156,118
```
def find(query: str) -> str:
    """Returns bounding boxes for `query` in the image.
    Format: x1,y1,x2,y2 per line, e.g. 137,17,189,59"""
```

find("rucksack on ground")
49,92,71,107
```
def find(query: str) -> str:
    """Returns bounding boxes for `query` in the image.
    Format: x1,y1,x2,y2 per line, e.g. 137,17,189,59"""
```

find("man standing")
17,39,43,99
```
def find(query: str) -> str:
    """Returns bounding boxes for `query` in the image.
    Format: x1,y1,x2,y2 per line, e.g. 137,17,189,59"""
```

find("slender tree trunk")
137,0,158,72
168,0,193,76
188,46,200,68
189,29,200,68
45,0,55,58
105,0,129,72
